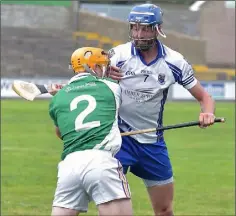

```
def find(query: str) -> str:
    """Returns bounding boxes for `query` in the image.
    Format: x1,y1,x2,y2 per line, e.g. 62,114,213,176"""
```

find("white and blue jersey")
110,40,197,182
110,40,197,143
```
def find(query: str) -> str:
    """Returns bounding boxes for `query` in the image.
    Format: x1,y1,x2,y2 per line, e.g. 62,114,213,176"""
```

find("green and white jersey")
49,73,122,160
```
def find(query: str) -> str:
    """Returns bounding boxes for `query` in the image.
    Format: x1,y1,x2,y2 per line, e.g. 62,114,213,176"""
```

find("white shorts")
52,150,131,212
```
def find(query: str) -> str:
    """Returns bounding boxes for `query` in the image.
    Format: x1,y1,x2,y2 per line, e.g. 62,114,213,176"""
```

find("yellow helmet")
70,47,110,77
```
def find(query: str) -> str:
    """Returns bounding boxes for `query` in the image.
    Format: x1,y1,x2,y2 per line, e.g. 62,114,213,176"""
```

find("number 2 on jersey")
70,95,100,131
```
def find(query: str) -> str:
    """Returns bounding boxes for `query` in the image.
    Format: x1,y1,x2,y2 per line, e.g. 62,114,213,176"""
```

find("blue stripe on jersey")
166,61,182,72
182,75,194,86
116,60,126,68
156,88,169,138
158,40,166,56
139,53,159,66
131,40,166,66
165,61,183,84
131,43,136,56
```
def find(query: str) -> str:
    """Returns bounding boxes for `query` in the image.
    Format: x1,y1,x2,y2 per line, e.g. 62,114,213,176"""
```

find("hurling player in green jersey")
49,47,132,216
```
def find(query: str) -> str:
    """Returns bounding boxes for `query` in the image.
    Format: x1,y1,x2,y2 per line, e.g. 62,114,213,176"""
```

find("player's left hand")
107,66,123,81
199,112,215,128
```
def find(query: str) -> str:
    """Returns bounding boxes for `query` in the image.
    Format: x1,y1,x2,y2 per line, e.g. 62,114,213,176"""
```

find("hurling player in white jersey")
108,3,215,216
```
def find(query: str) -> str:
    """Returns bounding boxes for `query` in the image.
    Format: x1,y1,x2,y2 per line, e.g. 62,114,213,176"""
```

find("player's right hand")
108,66,123,81
199,112,215,128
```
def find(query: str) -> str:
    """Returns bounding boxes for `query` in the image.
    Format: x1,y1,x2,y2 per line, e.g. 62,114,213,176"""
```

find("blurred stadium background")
1,0,235,215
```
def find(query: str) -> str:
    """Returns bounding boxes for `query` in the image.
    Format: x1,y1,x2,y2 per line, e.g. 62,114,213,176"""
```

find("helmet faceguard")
128,23,158,51
128,4,166,51
83,62,110,78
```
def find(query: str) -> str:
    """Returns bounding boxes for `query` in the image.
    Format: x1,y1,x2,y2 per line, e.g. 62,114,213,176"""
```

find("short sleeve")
108,48,119,67
181,59,197,89
49,98,58,127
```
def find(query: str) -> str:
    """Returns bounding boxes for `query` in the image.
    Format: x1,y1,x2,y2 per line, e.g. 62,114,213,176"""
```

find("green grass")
1,100,234,215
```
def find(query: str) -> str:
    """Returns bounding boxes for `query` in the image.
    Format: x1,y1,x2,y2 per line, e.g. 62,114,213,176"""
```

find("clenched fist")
199,112,215,128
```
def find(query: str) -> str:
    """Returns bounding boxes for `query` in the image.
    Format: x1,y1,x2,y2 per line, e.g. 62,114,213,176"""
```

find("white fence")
171,81,235,100
1,78,66,99
1,78,235,101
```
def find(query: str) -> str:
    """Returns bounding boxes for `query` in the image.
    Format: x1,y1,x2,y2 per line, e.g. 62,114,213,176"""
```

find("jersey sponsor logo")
157,73,165,85
124,89,154,102
141,69,152,75
125,70,135,76
65,82,97,93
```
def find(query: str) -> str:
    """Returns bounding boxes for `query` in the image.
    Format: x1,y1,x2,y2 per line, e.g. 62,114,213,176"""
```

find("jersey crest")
157,73,166,85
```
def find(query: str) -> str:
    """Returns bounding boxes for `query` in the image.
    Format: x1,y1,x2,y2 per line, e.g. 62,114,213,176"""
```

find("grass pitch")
1,100,234,215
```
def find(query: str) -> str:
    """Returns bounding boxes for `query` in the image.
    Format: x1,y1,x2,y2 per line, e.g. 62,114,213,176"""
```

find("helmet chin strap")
83,64,107,78
102,66,106,78
83,64,97,76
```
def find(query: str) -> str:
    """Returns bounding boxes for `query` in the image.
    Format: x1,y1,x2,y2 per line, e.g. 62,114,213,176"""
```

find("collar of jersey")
68,72,90,84
131,40,166,66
